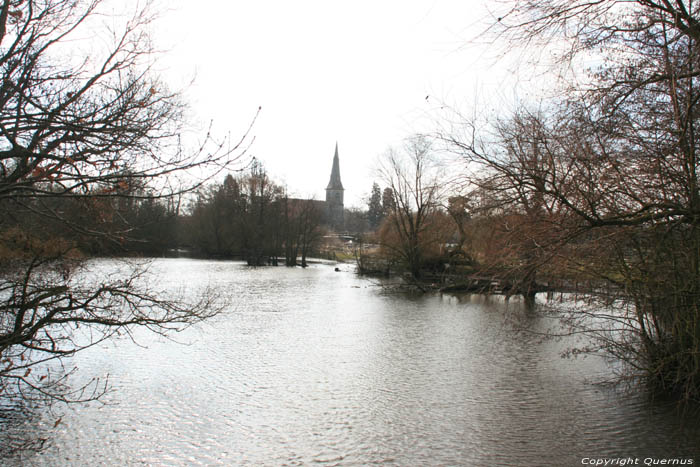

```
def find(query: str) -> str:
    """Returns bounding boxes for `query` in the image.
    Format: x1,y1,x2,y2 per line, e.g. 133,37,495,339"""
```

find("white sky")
148,0,529,207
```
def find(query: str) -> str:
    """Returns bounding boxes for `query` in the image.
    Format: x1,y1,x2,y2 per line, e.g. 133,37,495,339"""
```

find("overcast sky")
150,0,525,207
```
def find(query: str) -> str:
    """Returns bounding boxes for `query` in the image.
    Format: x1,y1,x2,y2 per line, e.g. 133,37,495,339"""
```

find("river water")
10,258,700,465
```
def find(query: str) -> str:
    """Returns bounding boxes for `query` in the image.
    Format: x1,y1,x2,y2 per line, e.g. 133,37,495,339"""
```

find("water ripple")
13,259,700,466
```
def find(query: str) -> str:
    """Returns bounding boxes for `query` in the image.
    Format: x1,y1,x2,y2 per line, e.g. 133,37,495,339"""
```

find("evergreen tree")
367,183,383,230
382,187,396,217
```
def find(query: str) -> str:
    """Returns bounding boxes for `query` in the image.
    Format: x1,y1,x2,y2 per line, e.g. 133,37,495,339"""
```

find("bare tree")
0,0,255,438
378,135,446,280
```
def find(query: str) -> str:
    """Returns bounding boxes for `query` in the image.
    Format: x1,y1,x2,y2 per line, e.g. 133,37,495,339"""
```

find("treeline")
1,177,178,259
1,162,327,266
184,163,324,266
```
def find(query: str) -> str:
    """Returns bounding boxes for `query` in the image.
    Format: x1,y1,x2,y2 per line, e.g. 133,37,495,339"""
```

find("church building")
283,143,346,232
325,142,344,230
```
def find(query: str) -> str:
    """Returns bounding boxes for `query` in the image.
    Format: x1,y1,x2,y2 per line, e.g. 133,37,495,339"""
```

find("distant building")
325,143,345,230
281,143,346,232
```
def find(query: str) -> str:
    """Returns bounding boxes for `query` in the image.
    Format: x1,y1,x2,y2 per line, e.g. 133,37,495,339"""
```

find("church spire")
326,142,344,190
325,142,345,230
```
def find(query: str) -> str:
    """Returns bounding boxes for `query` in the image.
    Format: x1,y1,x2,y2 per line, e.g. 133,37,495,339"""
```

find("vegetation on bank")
355,1,700,404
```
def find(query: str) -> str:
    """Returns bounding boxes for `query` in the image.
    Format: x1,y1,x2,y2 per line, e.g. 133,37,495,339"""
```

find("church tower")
325,142,344,230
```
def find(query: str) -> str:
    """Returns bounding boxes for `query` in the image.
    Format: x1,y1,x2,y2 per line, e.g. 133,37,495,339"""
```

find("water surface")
13,258,700,465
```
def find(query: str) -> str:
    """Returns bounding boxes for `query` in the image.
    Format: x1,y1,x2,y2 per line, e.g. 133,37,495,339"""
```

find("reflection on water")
10,259,700,466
